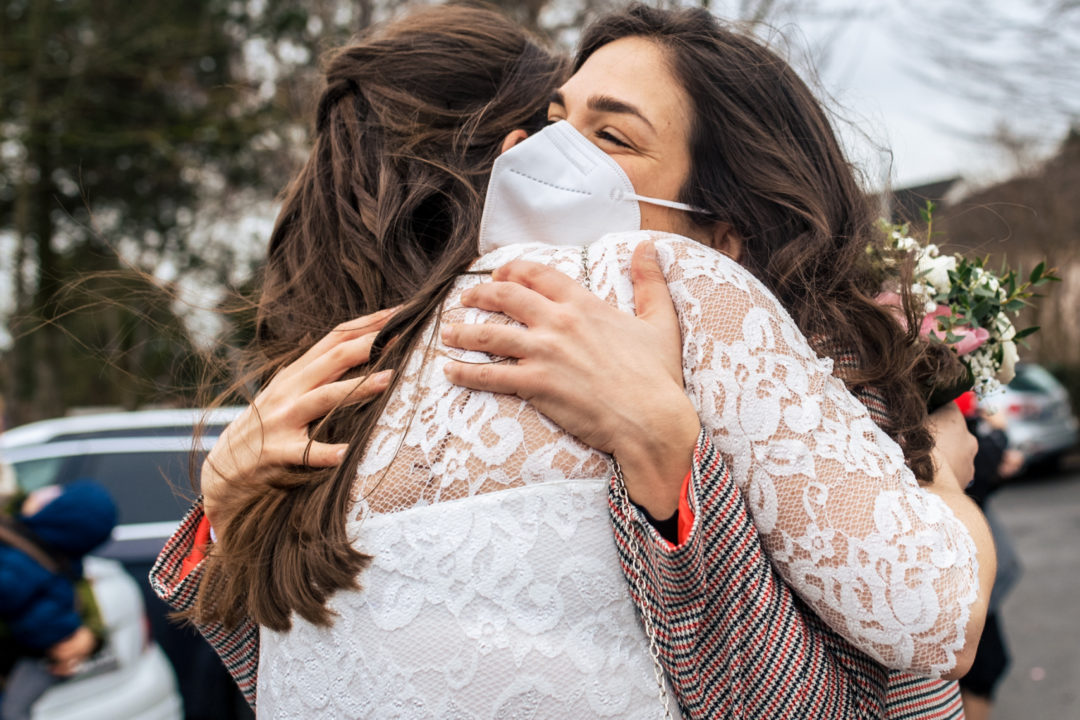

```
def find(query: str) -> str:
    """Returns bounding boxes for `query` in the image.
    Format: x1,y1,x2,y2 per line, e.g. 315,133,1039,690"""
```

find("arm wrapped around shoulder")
647,233,988,678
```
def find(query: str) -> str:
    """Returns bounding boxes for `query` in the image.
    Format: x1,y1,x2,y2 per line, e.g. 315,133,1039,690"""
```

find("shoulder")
588,231,768,293
471,242,584,275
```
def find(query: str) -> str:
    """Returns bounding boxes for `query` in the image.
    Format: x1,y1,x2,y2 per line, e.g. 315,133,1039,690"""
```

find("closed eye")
596,130,632,149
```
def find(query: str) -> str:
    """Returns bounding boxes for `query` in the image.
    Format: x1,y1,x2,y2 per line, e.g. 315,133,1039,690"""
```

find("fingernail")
459,288,474,305
441,325,455,343
640,240,657,261
372,369,393,384
336,448,347,460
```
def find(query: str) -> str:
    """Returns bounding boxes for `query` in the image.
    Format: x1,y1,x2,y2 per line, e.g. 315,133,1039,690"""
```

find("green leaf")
1013,326,1040,339
970,299,991,319
1030,262,1045,284
1005,299,1027,312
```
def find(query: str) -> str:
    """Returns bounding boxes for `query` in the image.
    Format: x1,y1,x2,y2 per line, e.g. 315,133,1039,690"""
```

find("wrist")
200,426,262,530
200,456,233,532
612,396,699,519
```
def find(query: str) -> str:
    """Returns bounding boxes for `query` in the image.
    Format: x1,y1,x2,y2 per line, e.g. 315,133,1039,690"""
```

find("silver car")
2,408,249,719
996,363,1079,472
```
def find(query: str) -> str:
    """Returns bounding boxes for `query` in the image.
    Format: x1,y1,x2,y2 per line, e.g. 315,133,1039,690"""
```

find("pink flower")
874,291,908,328
920,305,989,356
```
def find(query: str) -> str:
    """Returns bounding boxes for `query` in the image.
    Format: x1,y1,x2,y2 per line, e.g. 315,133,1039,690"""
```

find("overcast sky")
779,0,1077,190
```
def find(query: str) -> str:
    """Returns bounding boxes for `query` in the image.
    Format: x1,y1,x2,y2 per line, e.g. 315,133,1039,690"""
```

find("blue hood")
21,480,117,557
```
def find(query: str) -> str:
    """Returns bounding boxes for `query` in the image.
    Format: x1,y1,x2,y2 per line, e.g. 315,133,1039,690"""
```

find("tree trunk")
11,0,63,423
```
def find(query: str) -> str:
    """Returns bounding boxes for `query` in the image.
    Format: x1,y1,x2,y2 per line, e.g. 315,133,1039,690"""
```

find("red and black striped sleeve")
609,429,887,719
148,499,260,712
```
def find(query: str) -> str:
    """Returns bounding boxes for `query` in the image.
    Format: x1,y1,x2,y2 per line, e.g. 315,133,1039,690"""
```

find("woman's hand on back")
202,309,396,529
441,241,700,519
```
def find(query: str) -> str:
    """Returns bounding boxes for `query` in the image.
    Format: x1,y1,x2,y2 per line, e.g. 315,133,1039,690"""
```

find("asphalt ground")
988,450,1080,719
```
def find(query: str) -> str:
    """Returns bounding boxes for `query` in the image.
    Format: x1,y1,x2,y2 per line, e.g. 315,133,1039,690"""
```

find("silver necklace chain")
583,244,674,719
612,456,675,720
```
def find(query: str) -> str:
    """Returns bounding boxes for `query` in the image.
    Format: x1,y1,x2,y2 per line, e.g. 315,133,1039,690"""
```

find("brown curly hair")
577,4,964,483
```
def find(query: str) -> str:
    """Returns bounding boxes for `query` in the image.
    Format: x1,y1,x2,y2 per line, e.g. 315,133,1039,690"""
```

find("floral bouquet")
874,205,1058,402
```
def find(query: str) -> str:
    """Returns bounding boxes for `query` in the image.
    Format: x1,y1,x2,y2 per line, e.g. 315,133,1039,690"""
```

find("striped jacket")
150,504,260,706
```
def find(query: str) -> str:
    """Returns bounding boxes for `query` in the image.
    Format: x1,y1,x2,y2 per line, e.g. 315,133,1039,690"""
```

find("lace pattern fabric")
349,231,977,677
257,482,681,719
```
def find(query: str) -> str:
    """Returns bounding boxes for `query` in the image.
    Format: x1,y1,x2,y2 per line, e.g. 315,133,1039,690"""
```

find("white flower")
999,340,1018,384
891,232,918,251
917,253,956,293
996,315,1016,340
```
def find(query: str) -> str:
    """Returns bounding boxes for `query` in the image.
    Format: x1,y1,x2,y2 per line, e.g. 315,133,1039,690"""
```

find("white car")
28,557,182,720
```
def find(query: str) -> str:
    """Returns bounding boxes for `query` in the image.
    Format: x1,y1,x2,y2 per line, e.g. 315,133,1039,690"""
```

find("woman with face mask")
443,6,992,719
152,5,990,719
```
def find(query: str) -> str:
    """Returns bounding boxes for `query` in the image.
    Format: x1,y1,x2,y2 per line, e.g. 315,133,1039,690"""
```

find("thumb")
631,241,684,386
631,241,677,326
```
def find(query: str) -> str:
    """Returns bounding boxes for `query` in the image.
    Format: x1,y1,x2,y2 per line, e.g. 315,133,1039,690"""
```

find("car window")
11,456,74,493
1009,364,1062,394
13,451,199,525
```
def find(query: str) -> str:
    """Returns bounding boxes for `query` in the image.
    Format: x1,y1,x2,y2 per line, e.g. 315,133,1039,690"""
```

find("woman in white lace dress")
152,5,992,718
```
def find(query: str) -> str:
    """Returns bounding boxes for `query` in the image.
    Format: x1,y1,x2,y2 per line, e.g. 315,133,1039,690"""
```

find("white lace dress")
254,232,979,717
257,481,680,718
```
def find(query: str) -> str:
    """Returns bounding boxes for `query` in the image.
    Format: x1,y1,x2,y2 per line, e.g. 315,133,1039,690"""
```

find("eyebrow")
549,90,655,132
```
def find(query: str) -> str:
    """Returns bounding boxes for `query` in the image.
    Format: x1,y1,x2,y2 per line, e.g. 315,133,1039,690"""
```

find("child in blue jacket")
0,481,116,720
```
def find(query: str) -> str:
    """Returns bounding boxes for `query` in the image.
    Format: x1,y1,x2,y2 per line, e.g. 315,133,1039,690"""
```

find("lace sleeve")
590,232,979,677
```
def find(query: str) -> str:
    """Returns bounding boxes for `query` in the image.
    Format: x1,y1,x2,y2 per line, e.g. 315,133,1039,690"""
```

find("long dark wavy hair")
190,4,567,631
577,4,962,483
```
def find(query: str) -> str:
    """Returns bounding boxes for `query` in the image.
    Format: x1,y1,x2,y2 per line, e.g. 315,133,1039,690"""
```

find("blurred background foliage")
0,0,1077,425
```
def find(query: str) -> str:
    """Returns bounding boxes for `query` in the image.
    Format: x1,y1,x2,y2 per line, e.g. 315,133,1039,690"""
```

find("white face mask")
478,121,702,254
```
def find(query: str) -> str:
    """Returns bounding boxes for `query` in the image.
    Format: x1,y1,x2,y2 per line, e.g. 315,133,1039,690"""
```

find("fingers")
441,322,532,359
491,260,593,303
297,371,393,419
51,659,81,677
459,281,557,328
283,307,398,380
333,306,400,336
443,360,532,398
285,372,393,467
299,333,381,389
298,441,350,468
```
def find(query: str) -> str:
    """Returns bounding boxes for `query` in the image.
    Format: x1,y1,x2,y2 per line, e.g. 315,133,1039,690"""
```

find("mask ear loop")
611,187,706,214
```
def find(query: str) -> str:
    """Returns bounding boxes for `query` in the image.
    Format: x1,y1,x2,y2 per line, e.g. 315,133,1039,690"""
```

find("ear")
500,129,529,154
710,222,743,262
